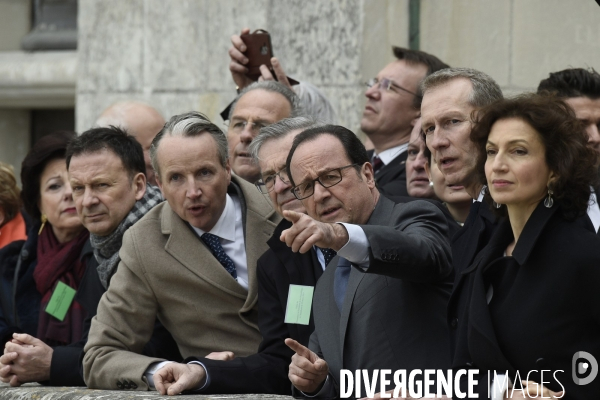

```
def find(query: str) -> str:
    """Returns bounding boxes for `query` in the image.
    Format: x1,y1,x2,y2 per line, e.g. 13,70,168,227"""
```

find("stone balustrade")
0,382,293,399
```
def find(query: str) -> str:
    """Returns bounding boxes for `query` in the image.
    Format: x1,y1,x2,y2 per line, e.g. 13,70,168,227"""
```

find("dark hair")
393,46,450,108
21,131,77,220
470,93,598,219
66,126,146,179
537,68,600,99
285,125,369,187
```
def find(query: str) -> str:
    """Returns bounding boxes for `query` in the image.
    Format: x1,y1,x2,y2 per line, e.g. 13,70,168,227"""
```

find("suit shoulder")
235,176,280,222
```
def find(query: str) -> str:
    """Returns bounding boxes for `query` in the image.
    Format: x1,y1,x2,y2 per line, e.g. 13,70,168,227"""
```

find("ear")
133,172,147,201
362,162,376,189
224,159,232,185
547,170,558,188
424,161,432,181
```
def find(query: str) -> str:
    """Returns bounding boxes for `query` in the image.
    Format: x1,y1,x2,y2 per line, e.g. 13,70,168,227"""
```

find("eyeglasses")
291,164,358,200
365,77,422,99
255,170,290,194
225,119,268,135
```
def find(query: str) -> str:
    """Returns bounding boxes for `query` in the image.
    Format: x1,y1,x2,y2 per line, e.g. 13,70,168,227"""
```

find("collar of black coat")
465,202,559,274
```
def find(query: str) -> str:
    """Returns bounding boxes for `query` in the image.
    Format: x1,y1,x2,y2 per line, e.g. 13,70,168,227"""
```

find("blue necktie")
317,247,337,267
201,233,237,279
333,257,351,312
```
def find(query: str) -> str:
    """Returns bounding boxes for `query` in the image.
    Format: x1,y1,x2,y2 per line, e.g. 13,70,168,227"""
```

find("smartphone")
240,30,274,81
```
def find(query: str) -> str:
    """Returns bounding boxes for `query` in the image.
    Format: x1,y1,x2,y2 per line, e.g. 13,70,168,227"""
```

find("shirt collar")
191,194,236,242
475,185,487,203
373,143,409,165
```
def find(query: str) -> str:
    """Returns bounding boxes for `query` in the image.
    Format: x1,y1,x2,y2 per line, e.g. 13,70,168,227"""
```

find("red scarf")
33,226,89,346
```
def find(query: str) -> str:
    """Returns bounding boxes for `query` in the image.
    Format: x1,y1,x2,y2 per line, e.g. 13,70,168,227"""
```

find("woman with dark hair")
451,93,600,399
0,131,91,382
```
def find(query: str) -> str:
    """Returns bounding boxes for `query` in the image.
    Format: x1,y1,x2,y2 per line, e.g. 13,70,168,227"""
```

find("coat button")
116,381,123,389
450,317,458,329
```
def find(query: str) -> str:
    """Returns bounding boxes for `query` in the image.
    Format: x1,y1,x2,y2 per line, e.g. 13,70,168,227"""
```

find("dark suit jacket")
296,196,453,399
447,200,499,373
368,149,409,197
451,203,600,399
191,218,323,395
385,195,464,239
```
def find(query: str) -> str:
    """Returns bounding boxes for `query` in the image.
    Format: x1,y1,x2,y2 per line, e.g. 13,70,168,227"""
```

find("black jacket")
368,149,409,197
189,218,323,395
451,203,600,399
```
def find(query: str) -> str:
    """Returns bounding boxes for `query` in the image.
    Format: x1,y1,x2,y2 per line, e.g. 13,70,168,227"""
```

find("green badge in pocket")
284,284,314,325
45,281,76,321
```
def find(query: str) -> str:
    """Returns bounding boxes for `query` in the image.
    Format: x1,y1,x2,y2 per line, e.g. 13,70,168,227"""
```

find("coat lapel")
231,175,280,313
161,202,248,299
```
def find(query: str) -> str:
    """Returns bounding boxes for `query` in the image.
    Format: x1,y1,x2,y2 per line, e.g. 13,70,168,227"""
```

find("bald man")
96,101,165,185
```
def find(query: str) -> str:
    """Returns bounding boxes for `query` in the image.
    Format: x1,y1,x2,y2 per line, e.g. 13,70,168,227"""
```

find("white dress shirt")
372,143,409,166
191,193,248,290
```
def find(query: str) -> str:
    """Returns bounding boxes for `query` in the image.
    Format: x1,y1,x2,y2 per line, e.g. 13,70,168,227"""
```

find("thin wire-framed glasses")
365,77,422,99
255,170,290,194
225,119,268,134
291,164,358,200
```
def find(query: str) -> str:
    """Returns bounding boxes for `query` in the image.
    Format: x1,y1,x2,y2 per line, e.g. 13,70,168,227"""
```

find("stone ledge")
0,50,76,108
0,383,293,399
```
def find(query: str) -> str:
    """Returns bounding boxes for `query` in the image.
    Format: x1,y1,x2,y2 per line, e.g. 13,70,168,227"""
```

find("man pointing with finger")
283,125,453,398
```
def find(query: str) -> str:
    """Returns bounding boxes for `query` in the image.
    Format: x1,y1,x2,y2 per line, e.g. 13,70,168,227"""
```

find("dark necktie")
201,233,237,279
372,155,384,173
317,247,337,267
333,257,351,312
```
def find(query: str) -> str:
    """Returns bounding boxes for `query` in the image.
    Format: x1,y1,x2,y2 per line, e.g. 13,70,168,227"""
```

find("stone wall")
0,383,292,399
75,0,410,134
420,0,600,95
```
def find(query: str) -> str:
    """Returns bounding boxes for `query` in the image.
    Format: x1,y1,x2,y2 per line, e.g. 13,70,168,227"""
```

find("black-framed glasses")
291,164,358,200
365,77,422,99
255,170,290,194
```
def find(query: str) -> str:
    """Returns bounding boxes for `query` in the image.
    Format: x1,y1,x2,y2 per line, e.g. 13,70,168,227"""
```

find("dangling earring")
493,201,501,209
38,214,47,235
544,189,554,208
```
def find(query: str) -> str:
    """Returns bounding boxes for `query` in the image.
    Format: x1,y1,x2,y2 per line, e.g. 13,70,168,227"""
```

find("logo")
572,351,598,385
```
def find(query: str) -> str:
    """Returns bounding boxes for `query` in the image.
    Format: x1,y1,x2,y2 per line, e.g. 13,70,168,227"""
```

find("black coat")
189,218,323,395
368,149,409,197
451,203,600,399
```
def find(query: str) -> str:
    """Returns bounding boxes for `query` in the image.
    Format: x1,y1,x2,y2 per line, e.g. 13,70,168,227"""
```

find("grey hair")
421,67,503,108
150,111,228,180
293,82,338,124
249,116,323,162
228,80,304,121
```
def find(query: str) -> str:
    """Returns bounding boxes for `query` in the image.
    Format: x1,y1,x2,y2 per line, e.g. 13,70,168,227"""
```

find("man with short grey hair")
83,111,281,392
227,81,303,184
420,67,504,398
148,117,330,396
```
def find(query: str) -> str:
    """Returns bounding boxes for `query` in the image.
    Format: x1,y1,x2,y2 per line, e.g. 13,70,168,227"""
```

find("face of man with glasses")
361,60,427,144
227,89,292,183
288,134,378,225
255,130,305,216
